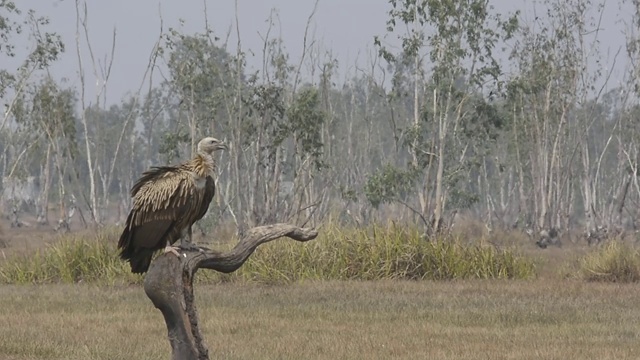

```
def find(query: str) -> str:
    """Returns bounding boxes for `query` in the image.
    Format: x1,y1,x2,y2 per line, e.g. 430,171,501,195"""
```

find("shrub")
231,222,536,283
0,228,140,285
0,223,537,285
577,240,640,283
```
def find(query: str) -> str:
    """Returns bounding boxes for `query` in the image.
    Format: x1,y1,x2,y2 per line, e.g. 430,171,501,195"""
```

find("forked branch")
143,223,318,360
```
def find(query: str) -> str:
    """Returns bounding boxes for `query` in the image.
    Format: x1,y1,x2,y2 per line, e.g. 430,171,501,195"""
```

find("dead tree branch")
143,223,318,360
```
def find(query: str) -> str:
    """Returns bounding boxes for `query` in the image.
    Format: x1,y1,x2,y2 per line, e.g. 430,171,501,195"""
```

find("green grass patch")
577,240,640,282
231,223,536,283
0,228,141,285
4,280,640,360
1,223,536,284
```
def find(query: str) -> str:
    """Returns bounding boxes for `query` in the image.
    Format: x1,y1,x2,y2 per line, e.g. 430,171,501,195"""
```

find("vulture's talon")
163,245,181,258
117,137,227,274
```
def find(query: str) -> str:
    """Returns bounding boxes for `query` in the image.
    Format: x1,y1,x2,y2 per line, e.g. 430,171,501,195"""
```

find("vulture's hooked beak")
216,141,228,151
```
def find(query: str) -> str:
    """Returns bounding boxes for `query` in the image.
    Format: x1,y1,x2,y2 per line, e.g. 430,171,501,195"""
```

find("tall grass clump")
1,222,536,285
234,222,536,283
577,240,640,282
0,228,140,285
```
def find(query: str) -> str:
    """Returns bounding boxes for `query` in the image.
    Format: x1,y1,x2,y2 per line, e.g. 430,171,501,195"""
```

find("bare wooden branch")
143,223,318,360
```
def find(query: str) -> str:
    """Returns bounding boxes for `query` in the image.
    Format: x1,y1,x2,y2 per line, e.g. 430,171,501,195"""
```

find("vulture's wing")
128,166,197,226
194,175,216,222
118,166,199,273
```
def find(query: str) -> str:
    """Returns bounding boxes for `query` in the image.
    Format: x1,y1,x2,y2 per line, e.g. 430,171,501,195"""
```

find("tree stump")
143,223,318,360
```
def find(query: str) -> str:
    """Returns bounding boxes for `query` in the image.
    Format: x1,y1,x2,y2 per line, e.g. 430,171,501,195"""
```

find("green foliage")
382,0,518,86
11,77,79,178
463,97,505,141
0,223,535,285
159,130,190,164
234,223,536,283
372,0,520,222
23,10,65,70
164,31,234,96
0,229,140,285
163,30,237,137
577,241,640,283
340,186,358,203
287,87,326,170
364,164,419,208
446,186,479,209
243,82,287,164
0,0,21,58
0,2,64,98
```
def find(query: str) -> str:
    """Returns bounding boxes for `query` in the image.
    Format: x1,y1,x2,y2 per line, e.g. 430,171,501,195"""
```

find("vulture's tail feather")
128,249,155,274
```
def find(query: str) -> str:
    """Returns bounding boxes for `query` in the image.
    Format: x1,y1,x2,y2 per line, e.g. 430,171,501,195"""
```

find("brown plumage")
118,137,227,273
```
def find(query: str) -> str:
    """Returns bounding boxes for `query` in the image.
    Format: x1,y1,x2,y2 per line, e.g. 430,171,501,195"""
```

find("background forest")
2,0,640,245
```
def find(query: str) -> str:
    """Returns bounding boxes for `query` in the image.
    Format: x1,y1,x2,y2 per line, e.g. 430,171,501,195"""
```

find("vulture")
118,137,227,273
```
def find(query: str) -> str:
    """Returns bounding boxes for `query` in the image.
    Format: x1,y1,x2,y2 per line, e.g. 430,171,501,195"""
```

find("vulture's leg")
163,241,181,257
178,226,200,251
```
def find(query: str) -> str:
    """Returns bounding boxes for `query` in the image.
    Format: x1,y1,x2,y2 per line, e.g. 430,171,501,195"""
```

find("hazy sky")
17,1,633,105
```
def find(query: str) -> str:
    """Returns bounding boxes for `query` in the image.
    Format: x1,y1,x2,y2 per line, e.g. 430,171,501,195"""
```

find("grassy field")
2,280,640,359
2,219,640,359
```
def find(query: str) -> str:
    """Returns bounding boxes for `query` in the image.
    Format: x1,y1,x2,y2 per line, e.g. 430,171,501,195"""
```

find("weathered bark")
143,223,318,360
37,144,51,225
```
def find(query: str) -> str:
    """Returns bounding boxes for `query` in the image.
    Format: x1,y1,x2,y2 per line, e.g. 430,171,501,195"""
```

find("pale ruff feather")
187,152,214,213
191,153,215,178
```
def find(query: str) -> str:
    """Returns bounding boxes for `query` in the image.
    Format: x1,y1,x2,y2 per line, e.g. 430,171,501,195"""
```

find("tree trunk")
37,144,52,225
143,224,318,360
53,142,69,232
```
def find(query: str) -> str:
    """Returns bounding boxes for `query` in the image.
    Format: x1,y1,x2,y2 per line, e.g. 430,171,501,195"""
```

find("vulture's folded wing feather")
130,166,199,226
118,166,200,272
194,175,216,222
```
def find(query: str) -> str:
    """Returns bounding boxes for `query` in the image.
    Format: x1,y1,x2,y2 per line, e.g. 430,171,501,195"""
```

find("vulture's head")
198,137,228,154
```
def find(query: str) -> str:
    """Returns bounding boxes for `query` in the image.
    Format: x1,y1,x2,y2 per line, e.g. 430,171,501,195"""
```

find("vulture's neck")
191,152,215,177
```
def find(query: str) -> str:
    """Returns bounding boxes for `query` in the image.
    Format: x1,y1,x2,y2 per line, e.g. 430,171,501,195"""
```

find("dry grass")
1,280,639,359
0,228,140,285
237,223,535,282
0,223,535,284
1,219,639,359
577,240,640,282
